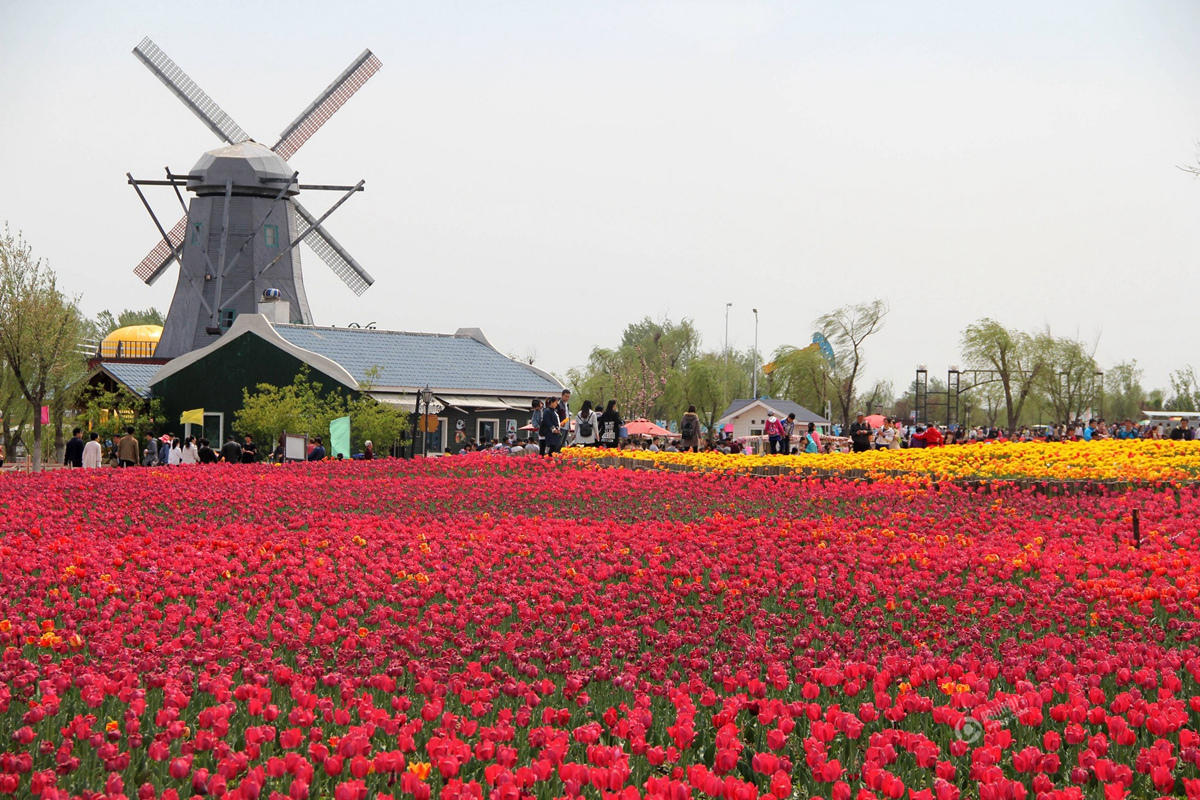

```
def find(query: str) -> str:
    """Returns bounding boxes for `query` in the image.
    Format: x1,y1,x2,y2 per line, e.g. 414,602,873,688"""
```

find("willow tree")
815,299,888,427
960,318,1047,433
0,225,83,470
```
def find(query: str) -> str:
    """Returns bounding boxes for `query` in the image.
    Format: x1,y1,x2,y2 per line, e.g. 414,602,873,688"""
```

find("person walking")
240,435,258,463
598,400,622,449
168,438,183,465
220,436,243,463
530,399,545,455
181,436,199,465
142,434,160,466
308,436,326,461
849,413,872,453
679,405,701,452
64,428,85,468
157,435,171,465
116,427,140,468
539,396,563,455
557,389,572,447
764,413,785,455
363,440,374,460
781,413,797,454
574,400,599,447
82,432,103,468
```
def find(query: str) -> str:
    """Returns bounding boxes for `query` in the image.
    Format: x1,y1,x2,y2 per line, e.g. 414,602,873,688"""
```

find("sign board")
284,434,308,461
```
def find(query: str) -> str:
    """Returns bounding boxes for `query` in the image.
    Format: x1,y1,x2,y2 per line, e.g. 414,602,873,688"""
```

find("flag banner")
329,415,351,458
180,408,204,425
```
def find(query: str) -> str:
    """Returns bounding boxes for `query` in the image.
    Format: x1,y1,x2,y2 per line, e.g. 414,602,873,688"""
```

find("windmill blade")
291,201,374,295
133,37,250,145
272,49,382,161
134,215,188,284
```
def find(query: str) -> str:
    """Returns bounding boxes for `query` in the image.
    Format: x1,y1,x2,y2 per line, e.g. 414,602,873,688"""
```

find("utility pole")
752,308,759,399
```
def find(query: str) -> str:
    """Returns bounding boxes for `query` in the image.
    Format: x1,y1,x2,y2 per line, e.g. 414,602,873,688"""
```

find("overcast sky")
3,1,1199,394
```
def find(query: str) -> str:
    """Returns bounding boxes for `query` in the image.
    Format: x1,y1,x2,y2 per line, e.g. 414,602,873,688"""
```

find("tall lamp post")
420,384,433,457
751,308,759,399
724,302,732,402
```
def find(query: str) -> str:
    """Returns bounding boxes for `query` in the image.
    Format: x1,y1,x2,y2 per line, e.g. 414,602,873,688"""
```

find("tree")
814,299,888,427
1033,334,1101,423
1104,360,1145,422
766,344,829,415
567,317,702,422
93,307,166,337
0,225,84,470
960,319,1047,433
683,351,752,440
1168,367,1200,413
234,367,409,455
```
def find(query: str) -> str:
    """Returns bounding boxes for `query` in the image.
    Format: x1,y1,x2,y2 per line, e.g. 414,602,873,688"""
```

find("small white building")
716,397,832,439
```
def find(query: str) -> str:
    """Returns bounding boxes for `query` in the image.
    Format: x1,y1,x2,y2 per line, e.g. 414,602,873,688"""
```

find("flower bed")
560,440,1200,483
0,456,1198,799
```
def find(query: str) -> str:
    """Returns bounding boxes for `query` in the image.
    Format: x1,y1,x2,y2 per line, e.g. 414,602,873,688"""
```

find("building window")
218,308,237,331
264,224,279,248
477,418,499,444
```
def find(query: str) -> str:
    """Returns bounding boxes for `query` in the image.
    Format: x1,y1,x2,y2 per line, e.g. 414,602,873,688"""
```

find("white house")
716,397,832,439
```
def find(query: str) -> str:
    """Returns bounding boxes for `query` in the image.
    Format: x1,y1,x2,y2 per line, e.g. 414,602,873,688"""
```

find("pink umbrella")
864,414,887,429
624,418,678,438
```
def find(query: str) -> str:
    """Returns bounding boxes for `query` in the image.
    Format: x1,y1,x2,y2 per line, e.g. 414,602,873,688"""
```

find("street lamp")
751,308,759,399
724,302,732,360
419,385,434,457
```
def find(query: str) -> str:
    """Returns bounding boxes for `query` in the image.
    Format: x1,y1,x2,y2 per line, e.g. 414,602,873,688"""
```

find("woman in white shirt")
167,438,183,465
181,436,199,464
573,400,599,447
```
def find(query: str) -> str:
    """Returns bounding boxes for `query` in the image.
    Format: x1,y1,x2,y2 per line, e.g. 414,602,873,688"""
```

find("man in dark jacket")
64,428,85,467
849,413,872,453
220,436,243,463
539,397,562,455
308,436,327,461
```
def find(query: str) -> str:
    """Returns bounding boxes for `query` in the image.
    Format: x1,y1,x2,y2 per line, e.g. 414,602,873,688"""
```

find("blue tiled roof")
272,324,561,394
719,397,829,424
99,362,160,399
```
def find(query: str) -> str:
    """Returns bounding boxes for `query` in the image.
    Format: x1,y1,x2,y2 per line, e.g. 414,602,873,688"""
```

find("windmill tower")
126,37,381,359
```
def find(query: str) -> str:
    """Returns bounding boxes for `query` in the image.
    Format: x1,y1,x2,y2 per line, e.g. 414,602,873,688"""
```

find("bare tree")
0,225,83,470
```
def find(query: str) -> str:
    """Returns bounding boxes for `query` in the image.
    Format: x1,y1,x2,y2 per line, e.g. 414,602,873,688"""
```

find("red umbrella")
864,414,887,429
624,418,678,438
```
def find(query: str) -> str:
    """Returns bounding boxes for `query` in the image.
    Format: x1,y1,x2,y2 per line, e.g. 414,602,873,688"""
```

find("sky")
2,0,1199,395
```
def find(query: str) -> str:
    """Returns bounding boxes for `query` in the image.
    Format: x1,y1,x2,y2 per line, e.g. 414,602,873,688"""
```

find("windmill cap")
187,141,299,198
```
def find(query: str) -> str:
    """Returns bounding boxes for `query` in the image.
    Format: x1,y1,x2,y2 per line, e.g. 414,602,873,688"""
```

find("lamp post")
420,384,434,457
724,303,732,362
724,302,732,402
751,308,759,399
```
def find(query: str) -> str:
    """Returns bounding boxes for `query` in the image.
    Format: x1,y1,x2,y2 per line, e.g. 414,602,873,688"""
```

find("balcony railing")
98,340,158,359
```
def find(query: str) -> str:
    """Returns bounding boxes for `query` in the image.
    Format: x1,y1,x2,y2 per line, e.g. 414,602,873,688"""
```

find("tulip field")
2,450,1200,800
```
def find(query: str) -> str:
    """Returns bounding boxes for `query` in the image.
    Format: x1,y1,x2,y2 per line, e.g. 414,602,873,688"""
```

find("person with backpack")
679,405,701,452
598,400,622,449
764,413,785,454
574,400,599,447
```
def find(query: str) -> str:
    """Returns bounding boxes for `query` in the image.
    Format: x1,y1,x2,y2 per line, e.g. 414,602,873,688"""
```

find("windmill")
126,37,381,359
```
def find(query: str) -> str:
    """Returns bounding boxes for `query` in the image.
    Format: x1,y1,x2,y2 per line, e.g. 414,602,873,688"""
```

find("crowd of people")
56,427,380,468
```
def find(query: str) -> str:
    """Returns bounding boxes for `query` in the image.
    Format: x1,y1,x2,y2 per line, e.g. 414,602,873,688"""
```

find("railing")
98,340,158,359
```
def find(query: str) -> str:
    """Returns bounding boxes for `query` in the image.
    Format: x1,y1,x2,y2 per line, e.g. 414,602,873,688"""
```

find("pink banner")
40,406,49,425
